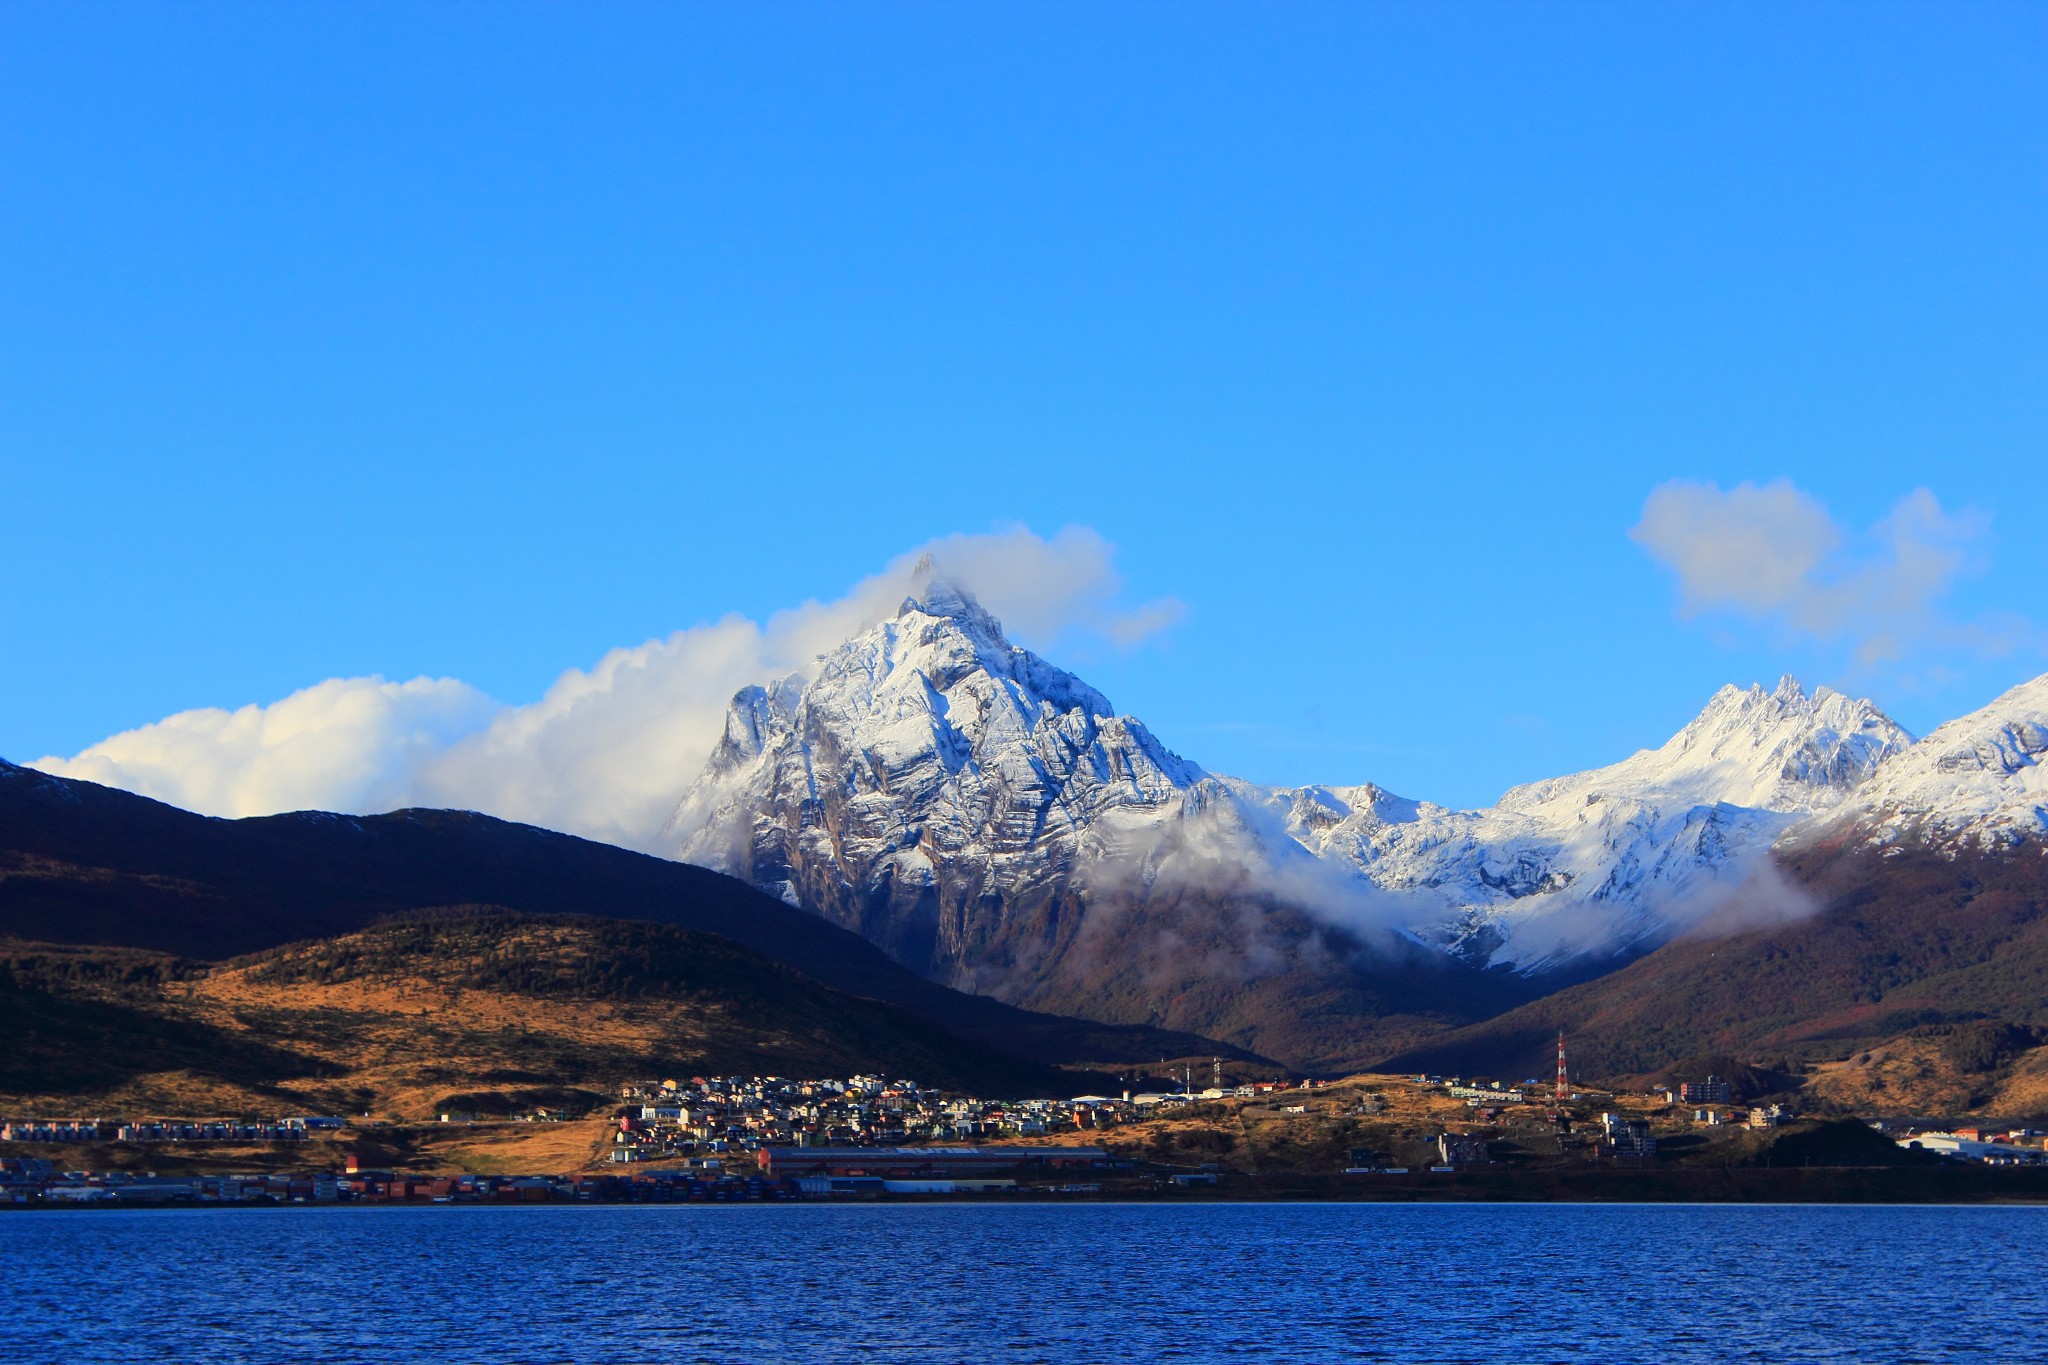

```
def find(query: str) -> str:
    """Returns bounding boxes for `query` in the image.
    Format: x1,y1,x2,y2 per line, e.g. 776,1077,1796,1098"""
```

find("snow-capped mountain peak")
1498,675,1913,819
667,583,1206,973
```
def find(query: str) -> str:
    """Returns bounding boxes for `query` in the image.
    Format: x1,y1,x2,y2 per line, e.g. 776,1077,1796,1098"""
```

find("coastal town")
6,1064,2047,1207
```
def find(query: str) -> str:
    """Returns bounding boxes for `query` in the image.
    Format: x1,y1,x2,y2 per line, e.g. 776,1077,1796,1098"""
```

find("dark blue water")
4,1203,2044,1363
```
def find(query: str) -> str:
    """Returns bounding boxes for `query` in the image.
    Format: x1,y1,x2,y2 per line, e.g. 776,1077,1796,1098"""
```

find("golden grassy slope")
1802,1033,2048,1118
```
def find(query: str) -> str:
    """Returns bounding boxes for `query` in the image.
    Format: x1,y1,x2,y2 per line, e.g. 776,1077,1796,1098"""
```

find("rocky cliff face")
669,584,1218,989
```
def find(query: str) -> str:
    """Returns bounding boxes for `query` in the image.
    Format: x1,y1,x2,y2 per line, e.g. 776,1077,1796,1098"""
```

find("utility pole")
1549,1030,1572,1135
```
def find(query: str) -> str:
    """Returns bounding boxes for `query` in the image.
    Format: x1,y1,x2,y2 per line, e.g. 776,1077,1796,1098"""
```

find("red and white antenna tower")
1554,1030,1569,1103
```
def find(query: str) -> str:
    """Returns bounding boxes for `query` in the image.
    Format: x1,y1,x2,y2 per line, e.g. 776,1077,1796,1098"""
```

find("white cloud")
39,676,502,821
31,525,1183,853
1630,479,1842,620
1631,479,2017,665
897,526,1188,648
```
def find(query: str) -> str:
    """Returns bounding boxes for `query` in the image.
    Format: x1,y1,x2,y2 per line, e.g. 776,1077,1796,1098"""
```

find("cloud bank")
41,676,504,824
31,526,1184,853
1630,479,2023,666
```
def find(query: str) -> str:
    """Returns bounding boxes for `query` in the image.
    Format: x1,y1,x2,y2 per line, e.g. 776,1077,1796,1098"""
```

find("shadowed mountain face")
973,878,1546,1074
0,760,1241,1074
1382,840,2048,1085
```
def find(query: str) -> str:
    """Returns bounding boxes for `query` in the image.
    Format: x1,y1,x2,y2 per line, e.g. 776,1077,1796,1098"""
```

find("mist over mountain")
1255,677,1914,968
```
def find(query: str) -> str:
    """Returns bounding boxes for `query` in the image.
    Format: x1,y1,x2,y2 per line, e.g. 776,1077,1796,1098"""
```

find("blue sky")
4,2,2044,816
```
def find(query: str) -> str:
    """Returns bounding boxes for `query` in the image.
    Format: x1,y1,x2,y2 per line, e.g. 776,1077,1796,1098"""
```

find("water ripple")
3,1203,2044,1363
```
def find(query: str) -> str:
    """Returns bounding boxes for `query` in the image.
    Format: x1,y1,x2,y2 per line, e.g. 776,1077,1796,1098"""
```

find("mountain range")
667,583,2044,1051
9,577,2048,1098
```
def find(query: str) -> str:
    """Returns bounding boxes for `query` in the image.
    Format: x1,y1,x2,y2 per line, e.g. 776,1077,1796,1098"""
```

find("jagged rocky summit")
670,583,1939,999
669,584,1243,987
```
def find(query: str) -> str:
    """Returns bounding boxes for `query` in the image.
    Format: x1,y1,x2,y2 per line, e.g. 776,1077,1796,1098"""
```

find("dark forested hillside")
1383,841,2048,1084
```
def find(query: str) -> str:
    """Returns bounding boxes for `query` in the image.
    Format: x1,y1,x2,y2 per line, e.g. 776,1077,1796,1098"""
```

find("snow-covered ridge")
1499,677,1909,817
1251,678,1913,968
670,581,1936,979
1817,674,2048,852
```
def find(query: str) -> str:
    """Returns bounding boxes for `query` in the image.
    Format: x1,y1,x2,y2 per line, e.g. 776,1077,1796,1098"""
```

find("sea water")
4,1202,2044,1363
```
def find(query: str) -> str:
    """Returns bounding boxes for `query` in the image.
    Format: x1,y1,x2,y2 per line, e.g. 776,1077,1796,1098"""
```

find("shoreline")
11,1165,2048,1208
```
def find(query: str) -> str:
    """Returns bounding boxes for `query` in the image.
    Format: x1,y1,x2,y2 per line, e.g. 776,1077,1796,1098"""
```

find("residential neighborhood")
600,1072,1305,1163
